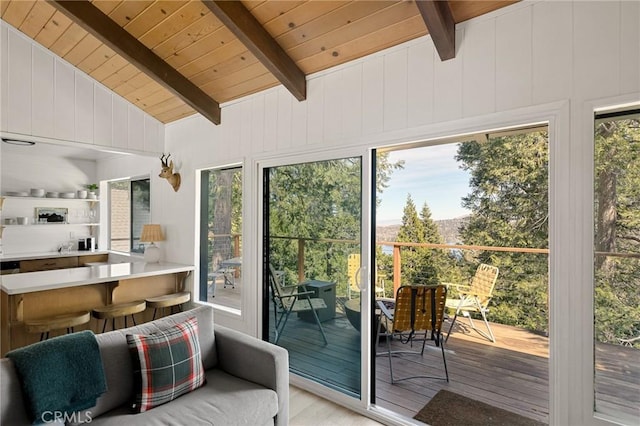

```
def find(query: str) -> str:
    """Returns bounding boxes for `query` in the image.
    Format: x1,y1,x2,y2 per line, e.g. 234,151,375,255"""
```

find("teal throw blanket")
6,330,107,424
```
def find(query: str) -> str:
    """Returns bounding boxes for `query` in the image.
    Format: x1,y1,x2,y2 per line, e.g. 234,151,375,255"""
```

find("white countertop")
0,251,110,262
0,261,194,294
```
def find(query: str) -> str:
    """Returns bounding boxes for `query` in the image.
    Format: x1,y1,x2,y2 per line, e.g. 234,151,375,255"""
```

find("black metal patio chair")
268,265,328,345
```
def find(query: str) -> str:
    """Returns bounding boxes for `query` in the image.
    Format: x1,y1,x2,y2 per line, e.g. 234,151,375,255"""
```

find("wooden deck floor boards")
268,305,639,424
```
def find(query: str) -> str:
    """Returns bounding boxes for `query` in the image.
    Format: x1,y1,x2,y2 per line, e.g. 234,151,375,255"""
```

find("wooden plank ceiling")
1,0,516,125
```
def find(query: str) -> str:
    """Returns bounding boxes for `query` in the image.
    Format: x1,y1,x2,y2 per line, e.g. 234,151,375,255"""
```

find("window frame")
198,165,243,312
108,176,150,254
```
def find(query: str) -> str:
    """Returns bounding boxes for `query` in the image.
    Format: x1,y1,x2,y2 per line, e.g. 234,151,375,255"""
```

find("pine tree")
420,203,442,244
594,118,640,343
397,195,424,242
456,131,549,332
396,196,441,285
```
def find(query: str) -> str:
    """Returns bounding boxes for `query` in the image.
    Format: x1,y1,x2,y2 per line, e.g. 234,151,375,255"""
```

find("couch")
0,304,289,425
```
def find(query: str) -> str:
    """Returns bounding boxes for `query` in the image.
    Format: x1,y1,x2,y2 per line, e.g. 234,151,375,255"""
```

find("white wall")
163,1,639,425
0,21,165,155
0,150,97,254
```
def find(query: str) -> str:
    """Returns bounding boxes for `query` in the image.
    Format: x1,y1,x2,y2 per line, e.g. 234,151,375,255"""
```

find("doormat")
414,389,546,426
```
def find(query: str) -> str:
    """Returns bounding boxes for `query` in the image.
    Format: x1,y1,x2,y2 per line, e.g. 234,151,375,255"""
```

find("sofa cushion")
74,305,216,421
83,369,278,426
127,317,205,413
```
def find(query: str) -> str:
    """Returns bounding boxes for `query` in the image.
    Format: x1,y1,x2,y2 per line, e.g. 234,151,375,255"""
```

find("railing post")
393,244,401,296
233,234,241,278
233,234,240,257
297,239,305,282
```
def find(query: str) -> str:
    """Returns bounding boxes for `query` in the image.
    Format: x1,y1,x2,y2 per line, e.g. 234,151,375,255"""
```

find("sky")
377,143,471,225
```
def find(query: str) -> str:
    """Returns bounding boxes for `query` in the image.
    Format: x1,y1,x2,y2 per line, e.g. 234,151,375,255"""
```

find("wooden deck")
270,304,640,424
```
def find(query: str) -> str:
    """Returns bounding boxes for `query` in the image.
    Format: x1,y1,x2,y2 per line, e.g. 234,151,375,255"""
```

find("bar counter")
1,261,193,294
1,261,194,355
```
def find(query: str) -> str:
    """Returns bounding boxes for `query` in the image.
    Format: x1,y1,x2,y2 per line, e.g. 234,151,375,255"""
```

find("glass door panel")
593,109,640,422
263,156,362,398
373,128,550,423
199,167,243,311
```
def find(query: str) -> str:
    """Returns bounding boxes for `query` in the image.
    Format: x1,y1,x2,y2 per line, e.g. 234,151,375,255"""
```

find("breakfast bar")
0,261,194,355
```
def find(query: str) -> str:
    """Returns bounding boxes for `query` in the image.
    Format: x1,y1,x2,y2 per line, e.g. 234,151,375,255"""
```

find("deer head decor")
159,153,181,192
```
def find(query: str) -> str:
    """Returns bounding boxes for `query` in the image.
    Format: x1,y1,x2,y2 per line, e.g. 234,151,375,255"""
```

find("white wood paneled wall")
0,21,164,154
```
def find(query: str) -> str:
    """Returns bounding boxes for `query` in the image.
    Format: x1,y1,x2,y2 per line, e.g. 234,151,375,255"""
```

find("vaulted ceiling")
1,0,516,125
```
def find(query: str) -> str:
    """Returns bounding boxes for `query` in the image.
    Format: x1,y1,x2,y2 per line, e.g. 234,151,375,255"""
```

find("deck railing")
269,235,549,295
377,240,549,295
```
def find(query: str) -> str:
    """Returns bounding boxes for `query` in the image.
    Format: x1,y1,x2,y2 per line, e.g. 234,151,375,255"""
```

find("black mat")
414,389,546,426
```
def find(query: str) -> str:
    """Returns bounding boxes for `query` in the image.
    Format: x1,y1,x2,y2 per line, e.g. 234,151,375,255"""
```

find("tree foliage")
267,153,403,296
456,131,550,332
594,118,640,344
393,196,456,286
208,168,242,270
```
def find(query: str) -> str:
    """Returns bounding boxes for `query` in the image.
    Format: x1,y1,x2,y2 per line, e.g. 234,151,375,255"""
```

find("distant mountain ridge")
376,216,469,244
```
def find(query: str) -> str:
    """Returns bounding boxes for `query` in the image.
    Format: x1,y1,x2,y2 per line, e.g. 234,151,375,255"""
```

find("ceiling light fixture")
2,138,36,146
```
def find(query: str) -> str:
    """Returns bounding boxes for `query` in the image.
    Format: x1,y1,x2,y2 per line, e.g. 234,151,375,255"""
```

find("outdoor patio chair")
444,263,499,343
207,267,235,297
268,265,328,345
347,253,385,299
375,285,449,383
619,335,640,347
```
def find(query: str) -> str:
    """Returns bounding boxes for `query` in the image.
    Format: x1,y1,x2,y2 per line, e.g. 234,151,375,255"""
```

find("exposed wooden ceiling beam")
47,0,222,125
416,0,456,61
202,0,307,101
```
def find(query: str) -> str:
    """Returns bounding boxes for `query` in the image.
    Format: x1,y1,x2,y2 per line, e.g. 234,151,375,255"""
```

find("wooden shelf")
1,196,98,202
2,223,100,227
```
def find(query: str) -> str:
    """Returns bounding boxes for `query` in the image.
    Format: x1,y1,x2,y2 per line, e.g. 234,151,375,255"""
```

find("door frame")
252,100,570,424
256,145,375,412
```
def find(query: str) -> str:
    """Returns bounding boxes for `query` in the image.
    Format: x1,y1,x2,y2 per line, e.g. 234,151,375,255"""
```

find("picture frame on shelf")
35,207,68,224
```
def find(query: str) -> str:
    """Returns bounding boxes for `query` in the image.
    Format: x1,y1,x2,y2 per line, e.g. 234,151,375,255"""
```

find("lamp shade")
140,224,165,243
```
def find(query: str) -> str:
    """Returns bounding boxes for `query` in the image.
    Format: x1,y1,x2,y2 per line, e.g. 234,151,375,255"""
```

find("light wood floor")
290,386,383,426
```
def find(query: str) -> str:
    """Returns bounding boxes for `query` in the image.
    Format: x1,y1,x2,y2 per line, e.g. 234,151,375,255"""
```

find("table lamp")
140,224,165,263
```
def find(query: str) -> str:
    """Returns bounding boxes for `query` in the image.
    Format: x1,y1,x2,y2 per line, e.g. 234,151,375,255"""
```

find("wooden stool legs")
93,301,147,333
26,312,91,341
146,292,191,321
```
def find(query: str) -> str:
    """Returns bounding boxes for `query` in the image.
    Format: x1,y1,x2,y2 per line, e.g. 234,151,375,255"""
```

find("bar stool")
146,291,191,320
92,301,147,333
25,311,91,341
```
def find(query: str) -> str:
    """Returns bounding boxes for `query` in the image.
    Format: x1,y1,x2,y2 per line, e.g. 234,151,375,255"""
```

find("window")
593,108,640,422
199,167,242,310
109,177,150,253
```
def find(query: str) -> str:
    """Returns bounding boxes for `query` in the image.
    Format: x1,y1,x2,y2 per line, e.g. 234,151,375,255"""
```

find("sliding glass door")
262,155,366,399
593,108,640,423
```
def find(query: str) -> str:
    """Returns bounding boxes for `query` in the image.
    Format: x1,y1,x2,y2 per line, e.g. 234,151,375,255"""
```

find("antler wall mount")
159,153,181,192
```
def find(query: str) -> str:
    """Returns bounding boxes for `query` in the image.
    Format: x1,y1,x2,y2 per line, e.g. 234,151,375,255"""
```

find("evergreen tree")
420,203,442,244
397,195,424,242
456,131,549,332
419,202,462,283
268,153,403,296
594,118,640,344
396,195,440,285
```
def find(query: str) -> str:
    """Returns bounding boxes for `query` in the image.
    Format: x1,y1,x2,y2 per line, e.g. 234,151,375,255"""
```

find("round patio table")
344,298,395,333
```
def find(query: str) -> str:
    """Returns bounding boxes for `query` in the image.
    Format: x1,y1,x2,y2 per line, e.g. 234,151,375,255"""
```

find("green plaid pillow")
126,317,205,413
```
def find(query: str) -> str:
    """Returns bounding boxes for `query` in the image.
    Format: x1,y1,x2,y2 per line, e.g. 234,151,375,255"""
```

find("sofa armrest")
214,325,289,426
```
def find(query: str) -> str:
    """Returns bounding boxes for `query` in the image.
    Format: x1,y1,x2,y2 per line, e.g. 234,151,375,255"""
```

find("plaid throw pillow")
127,317,205,413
